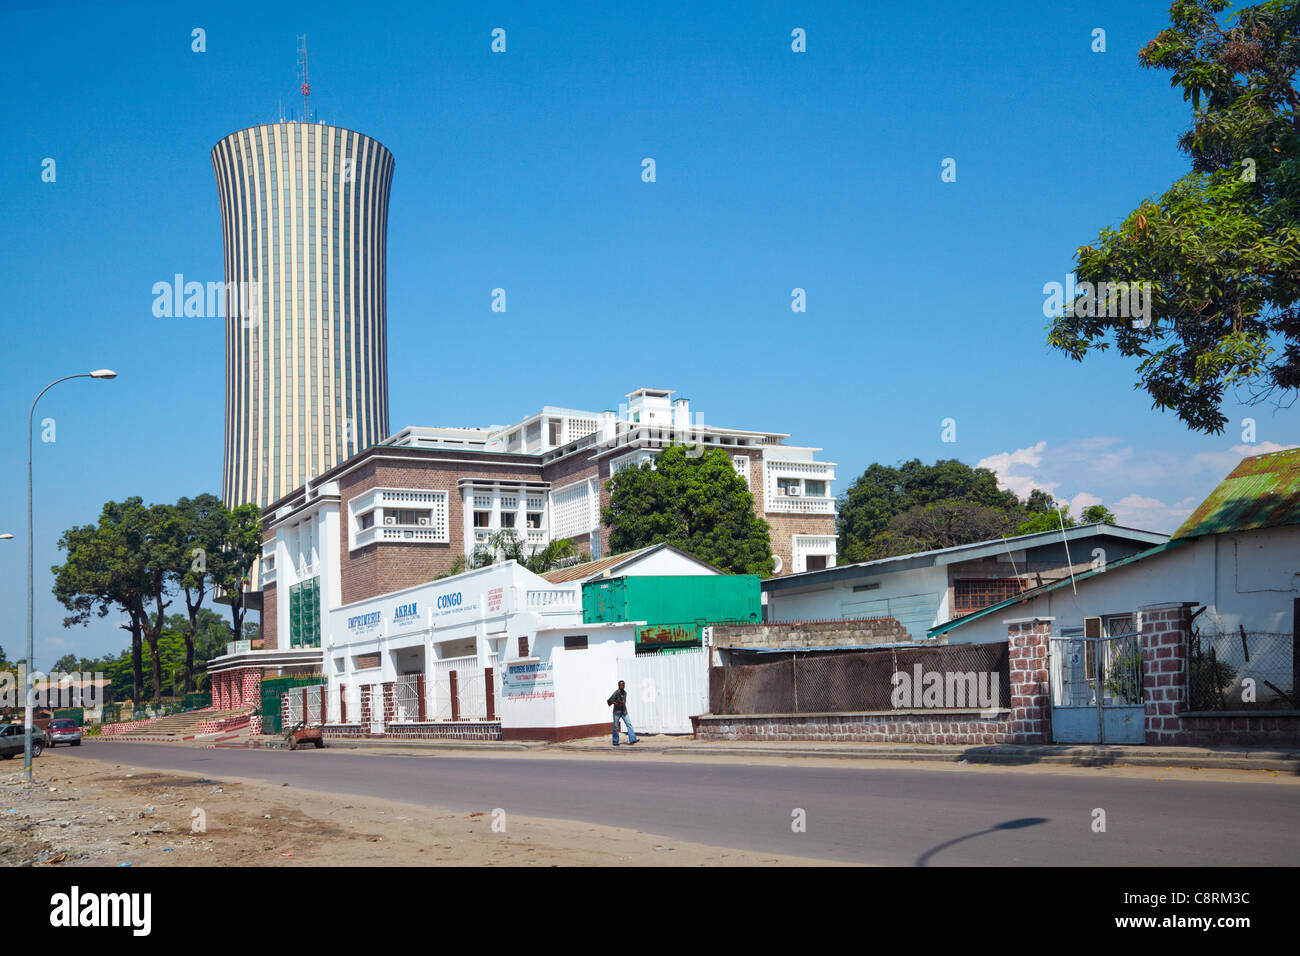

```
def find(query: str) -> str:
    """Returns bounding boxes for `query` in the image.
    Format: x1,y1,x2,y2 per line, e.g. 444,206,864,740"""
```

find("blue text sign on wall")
393,602,420,627
437,592,462,610
503,661,554,701
347,610,381,635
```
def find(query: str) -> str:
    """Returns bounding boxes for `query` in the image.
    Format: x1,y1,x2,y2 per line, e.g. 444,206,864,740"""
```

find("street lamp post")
25,370,116,782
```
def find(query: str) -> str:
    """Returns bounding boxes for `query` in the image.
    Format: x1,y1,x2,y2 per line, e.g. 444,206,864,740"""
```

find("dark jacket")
607,687,628,714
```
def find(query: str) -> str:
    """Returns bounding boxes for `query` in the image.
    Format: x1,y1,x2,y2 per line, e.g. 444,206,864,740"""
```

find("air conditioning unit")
417,517,429,526
786,486,803,497
384,516,396,525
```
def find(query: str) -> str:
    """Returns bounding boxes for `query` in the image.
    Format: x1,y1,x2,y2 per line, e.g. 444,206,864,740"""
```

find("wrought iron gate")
1049,631,1145,743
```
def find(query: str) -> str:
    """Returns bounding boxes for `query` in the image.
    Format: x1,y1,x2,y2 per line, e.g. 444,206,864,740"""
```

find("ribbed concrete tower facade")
212,121,394,509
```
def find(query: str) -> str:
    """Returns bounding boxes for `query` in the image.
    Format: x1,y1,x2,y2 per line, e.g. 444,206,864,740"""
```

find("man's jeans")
612,711,636,745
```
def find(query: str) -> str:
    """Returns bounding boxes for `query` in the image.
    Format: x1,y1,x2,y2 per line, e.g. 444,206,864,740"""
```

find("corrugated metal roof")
540,547,655,584
763,523,1169,592
1172,448,1300,539
926,540,1185,638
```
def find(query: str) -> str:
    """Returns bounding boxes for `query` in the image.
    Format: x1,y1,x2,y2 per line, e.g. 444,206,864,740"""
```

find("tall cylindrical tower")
212,121,394,509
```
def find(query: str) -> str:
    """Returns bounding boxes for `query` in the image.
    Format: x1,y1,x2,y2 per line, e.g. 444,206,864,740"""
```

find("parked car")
47,719,81,747
0,723,44,759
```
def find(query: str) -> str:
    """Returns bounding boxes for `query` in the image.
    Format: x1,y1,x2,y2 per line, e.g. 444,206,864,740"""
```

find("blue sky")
1,0,1295,665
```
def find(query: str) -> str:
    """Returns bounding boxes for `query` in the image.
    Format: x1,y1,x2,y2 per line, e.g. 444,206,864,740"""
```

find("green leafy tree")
1081,504,1118,524
887,500,1022,553
52,653,79,673
210,503,262,643
52,503,149,700
838,460,1021,559
839,459,1116,559
1048,0,1300,433
167,494,225,692
602,446,773,575
1015,506,1076,536
466,531,589,574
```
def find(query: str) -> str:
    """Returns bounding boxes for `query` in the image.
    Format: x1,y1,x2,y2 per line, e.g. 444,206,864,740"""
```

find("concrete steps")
113,708,250,739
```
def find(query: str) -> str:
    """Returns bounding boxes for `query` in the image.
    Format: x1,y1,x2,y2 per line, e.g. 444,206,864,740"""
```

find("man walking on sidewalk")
607,680,637,746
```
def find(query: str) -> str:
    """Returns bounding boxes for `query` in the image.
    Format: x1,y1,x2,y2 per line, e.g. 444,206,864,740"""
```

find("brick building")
247,385,835,658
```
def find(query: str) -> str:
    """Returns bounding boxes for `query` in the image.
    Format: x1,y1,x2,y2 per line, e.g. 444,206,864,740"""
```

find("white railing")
766,460,835,477
526,588,578,610
766,495,835,515
356,525,446,548
282,684,326,727
429,654,495,721
393,675,422,723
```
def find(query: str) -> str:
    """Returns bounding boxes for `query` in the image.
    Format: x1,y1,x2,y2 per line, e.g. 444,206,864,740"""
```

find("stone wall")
712,617,912,649
1141,603,1299,746
695,619,1051,744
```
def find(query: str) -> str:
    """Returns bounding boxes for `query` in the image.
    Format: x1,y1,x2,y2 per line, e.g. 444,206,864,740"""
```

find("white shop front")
323,561,639,739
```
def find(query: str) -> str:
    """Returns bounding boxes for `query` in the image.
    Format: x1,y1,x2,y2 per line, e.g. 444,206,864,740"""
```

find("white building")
762,525,1169,639
321,544,720,740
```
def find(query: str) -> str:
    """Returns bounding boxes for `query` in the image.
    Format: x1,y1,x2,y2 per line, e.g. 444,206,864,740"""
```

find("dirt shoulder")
0,751,841,867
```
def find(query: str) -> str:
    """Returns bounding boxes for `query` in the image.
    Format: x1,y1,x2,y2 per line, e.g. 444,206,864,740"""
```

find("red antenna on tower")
297,34,310,121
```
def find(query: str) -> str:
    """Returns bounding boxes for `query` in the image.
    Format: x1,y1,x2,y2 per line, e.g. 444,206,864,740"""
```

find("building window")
526,512,542,529
564,636,588,651
953,578,1027,617
354,652,380,671
474,511,491,528
500,512,516,529
777,477,801,495
548,421,562,445
805,555,828,571
804,480,826,497
517,636,529,657
288,577,321,649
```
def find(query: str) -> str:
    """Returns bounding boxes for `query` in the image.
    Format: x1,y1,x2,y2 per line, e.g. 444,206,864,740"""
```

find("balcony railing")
526,588,578,610
356,524,445,548
766,494,836,515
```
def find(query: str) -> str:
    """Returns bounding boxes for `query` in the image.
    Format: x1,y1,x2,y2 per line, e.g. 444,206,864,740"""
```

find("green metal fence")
260,675,325,735
53,707,85,726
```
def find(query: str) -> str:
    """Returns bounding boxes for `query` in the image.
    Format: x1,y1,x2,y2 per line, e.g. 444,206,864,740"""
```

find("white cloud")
976,441,1051,499
1068,491,1104,517
1191,442,1297,478
1110,494,1201,534
975,437,1297,535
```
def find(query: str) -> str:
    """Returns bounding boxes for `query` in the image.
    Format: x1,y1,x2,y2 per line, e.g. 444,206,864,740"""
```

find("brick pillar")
417,675,426,722
485,667,495,720
1141,604,1191,745
340,684,347,723
1007,619,1050,744
245,670,261,710
450,670,460,721
360,686,371,735
320,686,327,725
382,682,395,733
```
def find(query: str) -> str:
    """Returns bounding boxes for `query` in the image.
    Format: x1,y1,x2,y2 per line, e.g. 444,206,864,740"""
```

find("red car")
47,719,82,747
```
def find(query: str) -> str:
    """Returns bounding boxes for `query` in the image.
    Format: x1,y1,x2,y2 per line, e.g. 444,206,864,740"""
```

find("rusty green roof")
1172,448,1300,539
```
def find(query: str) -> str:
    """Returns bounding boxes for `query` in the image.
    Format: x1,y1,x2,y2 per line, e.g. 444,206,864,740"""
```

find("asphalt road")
68,743,1299,865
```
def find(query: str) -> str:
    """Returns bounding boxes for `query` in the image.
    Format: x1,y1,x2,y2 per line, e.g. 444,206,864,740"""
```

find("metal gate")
369,685,385,734
616,649,708,734
1049,631,1145,743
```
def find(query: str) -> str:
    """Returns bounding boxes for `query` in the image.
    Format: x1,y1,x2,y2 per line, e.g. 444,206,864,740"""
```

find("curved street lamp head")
89,369,117,379
0,533,13,540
